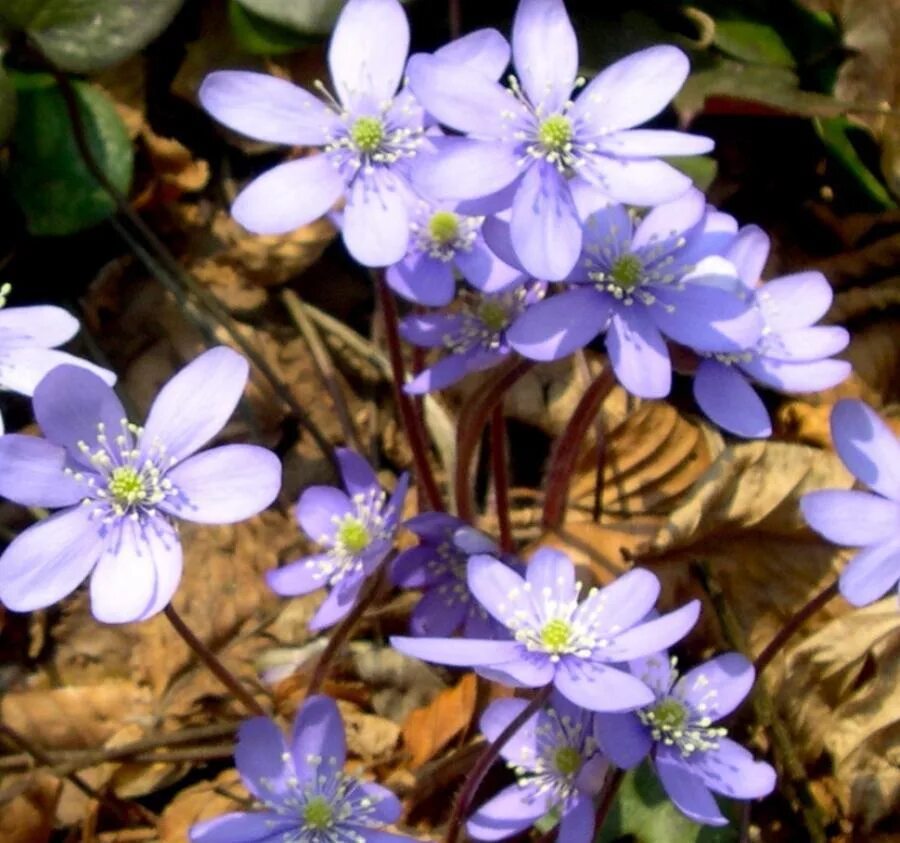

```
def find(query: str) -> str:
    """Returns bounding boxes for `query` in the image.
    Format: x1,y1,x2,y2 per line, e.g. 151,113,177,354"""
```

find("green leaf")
713,18,796,68
0,0,46,29
595,763,739,843
23,0,185,72
234,0,346,36
0,65,16,145
815,117,897,209
9,73,133,236
228,0,311,55
667,155,718,192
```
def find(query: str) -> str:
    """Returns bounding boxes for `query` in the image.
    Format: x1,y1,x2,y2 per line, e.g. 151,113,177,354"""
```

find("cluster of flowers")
0,0,895,840
200,0,851,438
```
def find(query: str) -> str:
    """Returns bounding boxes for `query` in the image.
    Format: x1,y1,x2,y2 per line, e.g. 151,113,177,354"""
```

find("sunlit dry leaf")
0,772,59,843
159,769,245,843
338,701,401,765
401,674,477,769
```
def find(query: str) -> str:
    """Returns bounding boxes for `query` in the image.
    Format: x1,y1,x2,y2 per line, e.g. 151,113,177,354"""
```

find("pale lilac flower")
391,548,701,711
200,0,423,266
468,692,607,842
595,652,775,826
391,513,508,637
400,280,544,394
267,449,408,631
0,347,282,623
407,0,711,278
0,287,115,433
385,199,523,306
694,225,851,438
190,695,414,843
801,400,900,606
505,190,762,398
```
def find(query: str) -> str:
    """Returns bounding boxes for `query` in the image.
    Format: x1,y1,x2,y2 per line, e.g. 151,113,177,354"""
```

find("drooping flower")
594,652,776,826
693,225,851,438
0,285,116,433
190,695,416,843
391,513,510,637
385,199,523,306
0,347,282,623
468,692,608,842
200,0,422,267
407,0,712,278
267,449,408,631
504,190,762,398
801,400,900,606
400,280,544,394
391,548,701,711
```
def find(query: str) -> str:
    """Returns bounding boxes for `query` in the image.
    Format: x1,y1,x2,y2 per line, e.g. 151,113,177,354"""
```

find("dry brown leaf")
780,598,900,829
338,701,401,764
401,674,477,769
158,768,245,843
0,772,60,843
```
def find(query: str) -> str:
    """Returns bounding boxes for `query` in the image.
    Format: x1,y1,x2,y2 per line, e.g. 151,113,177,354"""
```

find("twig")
164,605,267,718
448,0,462,39
490,404,513,552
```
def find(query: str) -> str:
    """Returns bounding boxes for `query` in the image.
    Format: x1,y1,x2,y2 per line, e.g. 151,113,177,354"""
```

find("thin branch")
490,404,513,552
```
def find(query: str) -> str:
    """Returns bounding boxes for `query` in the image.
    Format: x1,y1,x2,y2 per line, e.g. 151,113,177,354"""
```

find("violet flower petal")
410,588,468,636
466,783,548,841
454,237,523,294
162,445,281,524
575,567,660,634
690,738,776,800
0,305,79,348
0,434,83,507
389,635,523,667
594,129,713,158
0,506,103,613
758,271,832,330
832,399,900,501
433,28,511,80
386,253,455,307
232,155,344,235
479,653,555,688
357,783,402,824
655,748,727,826
290,695,347,782
266,554,334,596
142,346,249,463
296,486,353,544
556,792,595,843
479,697,538,764
343,172,410,267
603,601,701,662
512,0,578,113
130,520,183,622
693,359,772,439
199,71,339,145
727,224,769,289
582,156,692,205
800,490,900,548
336,447,380,497
411,137,520,202
399,313,465,347
526,546,577,603
235,717,292,803
594,711,652,768
189,811,294,843
740,356,851,393
606,309,671,399
764,326,849,362
0,348,115,395
468,554,535,627
631,187,705,251
309,575,365,631
677,653,755,720
328,0,409,107
839,538,900,606
555,660,655,711
404,354,471,395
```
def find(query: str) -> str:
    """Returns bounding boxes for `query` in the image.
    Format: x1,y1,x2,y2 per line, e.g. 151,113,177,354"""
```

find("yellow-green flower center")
538,115,573,152
553,745,582,777
303,796,333,829
107,466,147,506
428,211,460,246
540,618,572,651
350,116,385,153
649,698,688,732
610,254,644,289
337,518,371,554
477,300,510,332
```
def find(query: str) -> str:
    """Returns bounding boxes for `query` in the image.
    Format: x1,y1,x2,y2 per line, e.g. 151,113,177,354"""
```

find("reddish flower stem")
375,273,445,512
164,605,266,718
593,767,625,832
455,358,534,521
542,368,615,529
449,0,462,39
442,684,553,843
490,404,514,552
754,580,840,675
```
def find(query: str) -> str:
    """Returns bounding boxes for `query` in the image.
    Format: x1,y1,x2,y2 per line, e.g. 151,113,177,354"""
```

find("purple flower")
391,513,509,637
200,0,424,266
190,694,414,843
267,449,408,631
407,0,711,278
385,199,523,306
400,280,544,394
0,347,282,623
468,692,607,842
391,548,701,711
595,652,775,826
0,289,116,433
801,400,900,606
694,225,851,438
505,190,762,398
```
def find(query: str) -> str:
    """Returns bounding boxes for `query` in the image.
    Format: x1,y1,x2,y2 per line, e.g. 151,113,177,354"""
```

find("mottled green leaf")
9,73,133,236
713,19,795,68
228,0,311,55
595,763,738,843
234,0,346,36
668,155,718,192
0,0,46,29
23,0,184,72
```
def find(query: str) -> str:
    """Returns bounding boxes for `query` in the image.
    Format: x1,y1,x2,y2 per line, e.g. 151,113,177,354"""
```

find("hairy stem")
374,273,445,512
490,404,513,552
442,684,553,843
164,605,266,718
449,0,462,39
542,367,615,529
754,581,840,675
